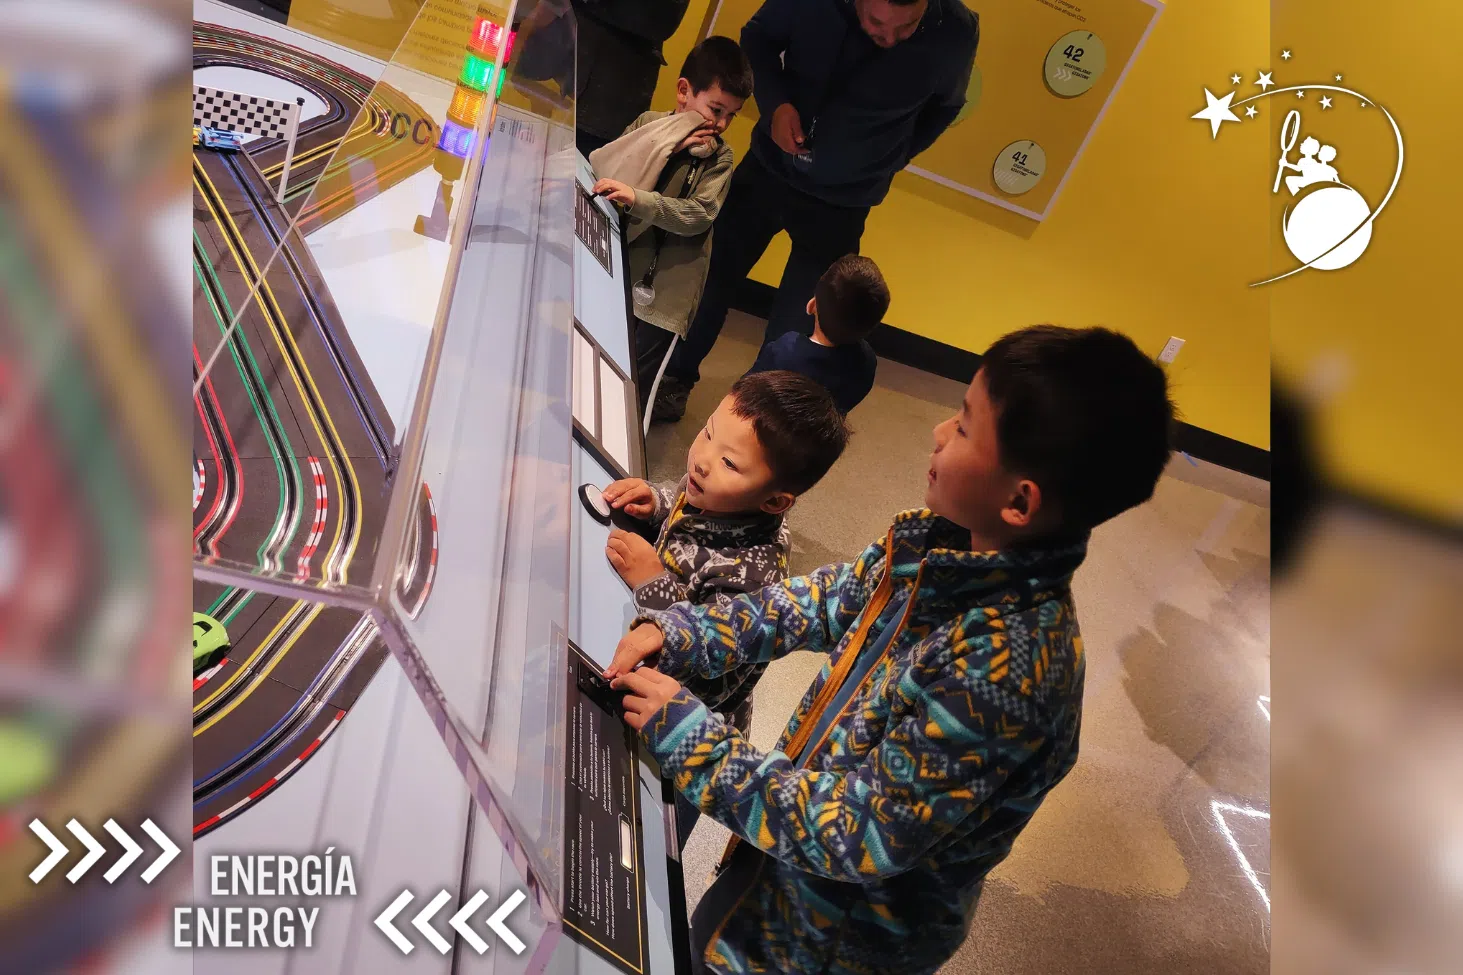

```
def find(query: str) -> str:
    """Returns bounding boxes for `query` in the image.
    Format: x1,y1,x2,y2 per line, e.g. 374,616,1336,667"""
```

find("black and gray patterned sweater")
632,476,790,716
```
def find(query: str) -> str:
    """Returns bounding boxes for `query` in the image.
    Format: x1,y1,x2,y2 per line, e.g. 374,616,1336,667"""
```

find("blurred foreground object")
1272,381,1463,974
0,1,191,972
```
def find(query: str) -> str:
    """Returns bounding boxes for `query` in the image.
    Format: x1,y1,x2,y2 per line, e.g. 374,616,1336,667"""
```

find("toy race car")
198,126,244,152
193,125,202,147
193,611,231,674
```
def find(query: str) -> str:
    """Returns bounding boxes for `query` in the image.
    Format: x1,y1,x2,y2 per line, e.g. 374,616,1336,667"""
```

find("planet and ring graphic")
1239,83,1404,286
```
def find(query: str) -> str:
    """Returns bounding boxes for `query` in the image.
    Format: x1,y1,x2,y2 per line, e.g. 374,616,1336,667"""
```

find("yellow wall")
655,0,1272,451
1269,2,1462,521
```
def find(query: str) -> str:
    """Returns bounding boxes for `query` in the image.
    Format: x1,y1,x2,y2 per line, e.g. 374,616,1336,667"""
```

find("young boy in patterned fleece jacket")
604,326,1175,975
599,370,849,734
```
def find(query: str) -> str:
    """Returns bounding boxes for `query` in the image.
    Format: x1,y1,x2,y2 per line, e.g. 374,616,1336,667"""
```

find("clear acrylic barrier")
193,0,526,598
192,0,579,963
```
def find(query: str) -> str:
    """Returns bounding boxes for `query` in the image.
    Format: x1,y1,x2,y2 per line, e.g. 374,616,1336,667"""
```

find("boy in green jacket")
605,325,1175,974
590,36,753,412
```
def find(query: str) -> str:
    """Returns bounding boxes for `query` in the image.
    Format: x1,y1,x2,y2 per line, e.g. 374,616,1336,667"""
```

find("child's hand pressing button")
606,528,663,589
605,622,664,680
602,478,655,518
613,668,682,731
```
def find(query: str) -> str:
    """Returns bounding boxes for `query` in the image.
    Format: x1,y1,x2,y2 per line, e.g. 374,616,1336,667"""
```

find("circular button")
580,483,612,524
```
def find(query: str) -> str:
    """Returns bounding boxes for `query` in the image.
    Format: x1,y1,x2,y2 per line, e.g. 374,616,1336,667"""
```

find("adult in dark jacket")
572,0,691,157
652,0,978,422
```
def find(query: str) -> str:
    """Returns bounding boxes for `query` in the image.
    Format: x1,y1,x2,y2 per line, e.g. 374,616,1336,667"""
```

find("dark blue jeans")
666,152,870,385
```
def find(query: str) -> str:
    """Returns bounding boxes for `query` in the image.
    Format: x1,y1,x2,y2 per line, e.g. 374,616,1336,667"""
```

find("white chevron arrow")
374,890,415,955
449,890,489,954
66,820,104,882
486,889,526,954
28,820,67,883
140,818,178,883
103,819,142,883
412,890,452,954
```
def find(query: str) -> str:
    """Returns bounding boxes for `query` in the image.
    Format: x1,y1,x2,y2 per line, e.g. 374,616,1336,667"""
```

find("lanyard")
639,156,702,290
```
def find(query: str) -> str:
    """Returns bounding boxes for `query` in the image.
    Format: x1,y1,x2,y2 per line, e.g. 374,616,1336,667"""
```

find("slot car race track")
193,22,436,230
191,26,439,838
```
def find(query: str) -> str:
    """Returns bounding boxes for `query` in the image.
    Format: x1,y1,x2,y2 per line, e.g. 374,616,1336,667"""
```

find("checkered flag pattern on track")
192,85,300,140
193,85,303,202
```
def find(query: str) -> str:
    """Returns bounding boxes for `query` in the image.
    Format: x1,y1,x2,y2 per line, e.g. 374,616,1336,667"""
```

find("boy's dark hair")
729,371,851,496
814,255,890,345
981,325,1174,533
680,36,754,100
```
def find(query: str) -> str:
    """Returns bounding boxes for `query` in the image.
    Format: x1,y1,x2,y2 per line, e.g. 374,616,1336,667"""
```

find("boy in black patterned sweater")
600,371,849,732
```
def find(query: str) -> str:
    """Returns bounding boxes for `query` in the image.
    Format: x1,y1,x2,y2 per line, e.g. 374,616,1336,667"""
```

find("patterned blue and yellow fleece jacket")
637,510,1089,975
634,476,790,717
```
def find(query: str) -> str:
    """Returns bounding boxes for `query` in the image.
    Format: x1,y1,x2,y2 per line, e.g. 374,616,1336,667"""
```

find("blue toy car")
199,126,244,151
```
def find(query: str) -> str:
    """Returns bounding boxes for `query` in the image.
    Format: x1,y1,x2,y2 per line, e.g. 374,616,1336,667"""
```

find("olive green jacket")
618,111,735,337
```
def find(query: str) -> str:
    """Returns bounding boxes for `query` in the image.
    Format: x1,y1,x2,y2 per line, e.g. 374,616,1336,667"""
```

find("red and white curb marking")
408,485,439,618
193,459,206,511
193,711,344,836
194,657,228,692
294,457,328,581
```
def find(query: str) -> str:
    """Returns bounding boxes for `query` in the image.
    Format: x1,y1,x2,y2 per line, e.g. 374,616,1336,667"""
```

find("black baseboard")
732,279,1272,482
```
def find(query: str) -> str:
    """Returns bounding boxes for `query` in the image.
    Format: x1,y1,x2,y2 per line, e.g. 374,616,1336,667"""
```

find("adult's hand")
770,103,811,156
605,622,664,679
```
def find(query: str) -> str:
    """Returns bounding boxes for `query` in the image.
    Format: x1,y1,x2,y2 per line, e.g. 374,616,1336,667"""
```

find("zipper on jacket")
715,525,897,873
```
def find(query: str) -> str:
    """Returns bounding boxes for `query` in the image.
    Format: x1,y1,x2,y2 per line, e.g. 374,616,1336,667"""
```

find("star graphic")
1231,73,1242,84
1256,71,1275,90
1282,49,1292,60
1335,74,1343,81
1320,95,1333,109
1191,88,1241,138
1360,99,1369,108
1297,90,1306,98
1245,105,1258,118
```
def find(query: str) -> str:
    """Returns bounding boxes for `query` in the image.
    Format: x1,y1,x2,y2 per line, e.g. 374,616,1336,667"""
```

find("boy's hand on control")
591,178,636,207
605,622,664,679
613,668,682,731
770,104,810,156
602,478,654,518
606,529,662,589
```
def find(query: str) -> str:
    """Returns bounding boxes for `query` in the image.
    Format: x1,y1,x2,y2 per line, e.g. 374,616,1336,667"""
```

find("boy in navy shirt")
745,254,887,414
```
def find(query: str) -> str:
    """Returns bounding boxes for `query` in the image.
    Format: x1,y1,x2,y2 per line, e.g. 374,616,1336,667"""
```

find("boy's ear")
675,77,692,105
806,296,816,318
761,492,795,516
1000,478,1043,529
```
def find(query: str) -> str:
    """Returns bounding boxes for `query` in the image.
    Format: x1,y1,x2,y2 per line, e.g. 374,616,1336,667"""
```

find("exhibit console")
188,0,688,970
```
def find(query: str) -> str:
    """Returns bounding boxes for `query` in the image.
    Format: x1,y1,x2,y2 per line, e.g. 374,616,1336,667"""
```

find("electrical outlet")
1158,337,1185,364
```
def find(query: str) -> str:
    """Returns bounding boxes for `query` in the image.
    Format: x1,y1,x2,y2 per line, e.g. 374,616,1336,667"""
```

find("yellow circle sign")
1044,31,1106,97
993,140,1046,195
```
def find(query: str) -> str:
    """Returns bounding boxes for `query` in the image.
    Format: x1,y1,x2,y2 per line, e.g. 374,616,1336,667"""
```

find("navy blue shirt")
742,0,979,207
747,332,877,414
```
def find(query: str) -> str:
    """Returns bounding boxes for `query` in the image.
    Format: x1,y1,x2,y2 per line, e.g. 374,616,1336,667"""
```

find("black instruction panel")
564,643,648,974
